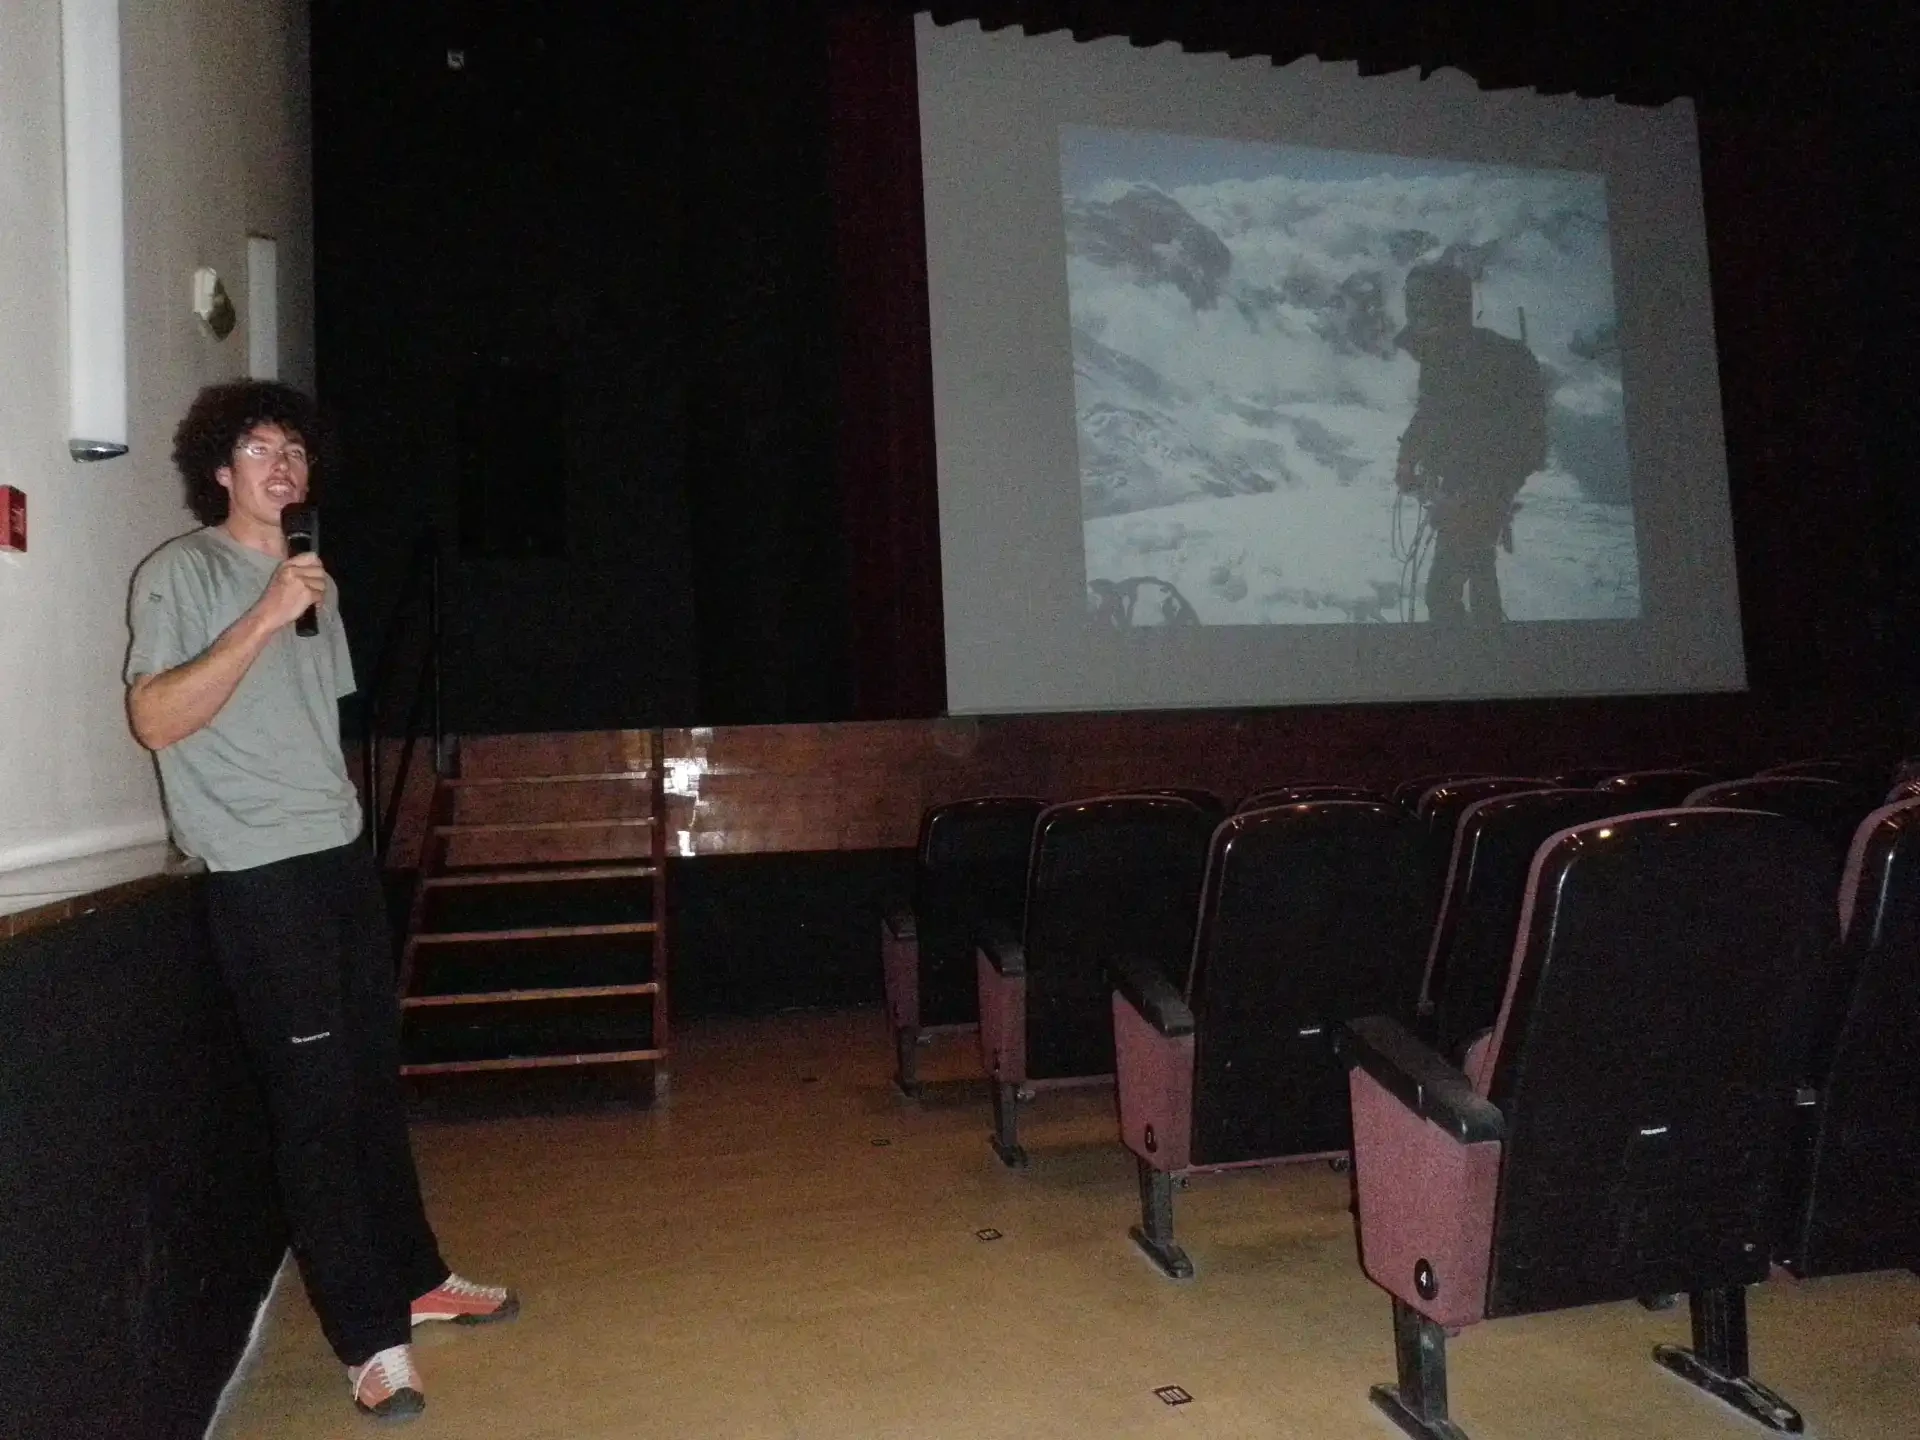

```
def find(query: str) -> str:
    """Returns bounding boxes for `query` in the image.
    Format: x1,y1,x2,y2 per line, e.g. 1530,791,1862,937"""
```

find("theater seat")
882,797,1045,1095
1129,787,1227,824
1762,755,1892,791
1595,767,1716,808
1778,798,1920,1281
1339,808,1837,1440
1685,775,1879,855
1112,802,1432,1277
1551,765,1616,788
1414,777,1555,894
1391,773,1477,812
975,794,1213,1168
1236,783,1388,812
1419,788,1628,1059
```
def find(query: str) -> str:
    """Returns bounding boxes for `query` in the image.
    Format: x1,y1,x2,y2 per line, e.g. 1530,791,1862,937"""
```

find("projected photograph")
1064,125,1639,626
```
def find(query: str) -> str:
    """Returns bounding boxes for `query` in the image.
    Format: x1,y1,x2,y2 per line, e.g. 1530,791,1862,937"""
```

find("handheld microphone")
280,502,320,637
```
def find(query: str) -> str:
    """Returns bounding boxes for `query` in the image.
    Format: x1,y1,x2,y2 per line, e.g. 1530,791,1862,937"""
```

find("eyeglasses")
236,439,312,467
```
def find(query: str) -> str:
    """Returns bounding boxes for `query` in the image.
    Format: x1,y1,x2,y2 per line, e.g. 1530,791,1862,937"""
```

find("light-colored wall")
0,0,313,913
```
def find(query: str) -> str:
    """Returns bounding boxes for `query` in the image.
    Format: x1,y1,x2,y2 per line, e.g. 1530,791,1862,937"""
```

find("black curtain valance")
899,1,1895,113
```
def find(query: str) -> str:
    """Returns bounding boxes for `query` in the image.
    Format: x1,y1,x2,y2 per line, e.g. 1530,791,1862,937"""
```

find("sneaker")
348,1344,424,1422
411,1272,520,1327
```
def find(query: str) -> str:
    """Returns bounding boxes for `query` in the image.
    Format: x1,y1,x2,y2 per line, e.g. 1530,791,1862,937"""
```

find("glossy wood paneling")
367,693,1896,865
657,694,1893,856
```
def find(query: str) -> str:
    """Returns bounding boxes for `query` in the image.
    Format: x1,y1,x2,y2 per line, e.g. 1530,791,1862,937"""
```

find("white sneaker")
348,1343,424,1422
412,1271,520,1326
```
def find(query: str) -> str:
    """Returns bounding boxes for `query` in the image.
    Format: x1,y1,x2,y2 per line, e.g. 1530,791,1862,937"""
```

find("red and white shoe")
348,1344,424,1422
411,1272,520,1327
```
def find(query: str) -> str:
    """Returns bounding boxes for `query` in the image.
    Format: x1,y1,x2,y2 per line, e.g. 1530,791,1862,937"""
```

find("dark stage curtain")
826,8,949,719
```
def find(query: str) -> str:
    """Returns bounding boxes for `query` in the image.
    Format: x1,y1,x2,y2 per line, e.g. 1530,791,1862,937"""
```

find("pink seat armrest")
976,946,1026,1081
1350,1067,1500,1329
1113,992,1194,1171
881,919,919,1032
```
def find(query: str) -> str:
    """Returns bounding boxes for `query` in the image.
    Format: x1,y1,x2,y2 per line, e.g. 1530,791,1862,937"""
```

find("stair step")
444,771,653,786
403,933,656,997
419,877,655,935
428,863,656,886
404,982,659,1008
410,922,657,945
434,815,659,868
456,730,657,780
400,988,658,1069
428,862,656,886
402,1049,664,1076
435,818,654,835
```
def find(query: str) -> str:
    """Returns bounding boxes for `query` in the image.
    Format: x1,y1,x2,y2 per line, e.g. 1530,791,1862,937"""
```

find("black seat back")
1426,788,1628,1058
1479,809,1838,1317
1022,796,1213,1079
1595,768,1715,809
1129,787,1227,825
1237,784,1388,812
1187,803,1433,1164
1785,799,1920,1276
1763,756,1891,790
1391,772,1474,812
1416,777,1555,889
1685,776,1877,855
914,797,1045,1026
1552,765,1617,788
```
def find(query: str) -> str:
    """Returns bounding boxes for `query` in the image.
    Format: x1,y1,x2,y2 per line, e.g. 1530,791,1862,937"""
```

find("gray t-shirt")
126,526,363,871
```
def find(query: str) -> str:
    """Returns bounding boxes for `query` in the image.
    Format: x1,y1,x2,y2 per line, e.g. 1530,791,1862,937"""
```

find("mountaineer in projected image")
1393,262,1547,624
1065,125,1640,626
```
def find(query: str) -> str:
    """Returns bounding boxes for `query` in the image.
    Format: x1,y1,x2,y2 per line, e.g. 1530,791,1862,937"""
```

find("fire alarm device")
0,486,24,552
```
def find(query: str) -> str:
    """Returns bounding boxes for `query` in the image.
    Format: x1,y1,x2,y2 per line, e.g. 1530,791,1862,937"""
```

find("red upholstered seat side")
1350,1067,1501,1329
1112,993,1194,1172
882,921,919,1032
975,947,1026,1081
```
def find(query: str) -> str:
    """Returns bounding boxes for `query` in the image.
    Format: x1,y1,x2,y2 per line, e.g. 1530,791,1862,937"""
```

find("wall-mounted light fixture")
60,0,128,463
192,267,236,341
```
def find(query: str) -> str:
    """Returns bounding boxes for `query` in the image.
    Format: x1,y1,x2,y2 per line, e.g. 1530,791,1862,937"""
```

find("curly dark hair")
172,381,325,526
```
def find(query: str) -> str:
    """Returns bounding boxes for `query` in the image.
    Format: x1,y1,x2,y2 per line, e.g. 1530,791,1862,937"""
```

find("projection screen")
917,17,1747,714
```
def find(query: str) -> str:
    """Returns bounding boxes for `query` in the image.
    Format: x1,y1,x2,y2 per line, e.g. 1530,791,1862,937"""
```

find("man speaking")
126,381,513,1423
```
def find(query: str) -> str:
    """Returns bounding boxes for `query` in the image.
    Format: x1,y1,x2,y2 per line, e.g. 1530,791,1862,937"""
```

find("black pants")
206,841,447,1366
1425,529,1503,625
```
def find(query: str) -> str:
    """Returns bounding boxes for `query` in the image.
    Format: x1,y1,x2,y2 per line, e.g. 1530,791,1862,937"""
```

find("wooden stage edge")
362,692,1904,869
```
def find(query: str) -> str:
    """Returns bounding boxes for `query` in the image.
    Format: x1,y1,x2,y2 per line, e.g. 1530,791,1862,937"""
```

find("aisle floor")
212,1008,1920,1439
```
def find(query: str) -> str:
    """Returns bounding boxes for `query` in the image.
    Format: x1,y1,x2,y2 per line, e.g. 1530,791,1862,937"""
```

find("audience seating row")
1344,796,1920,1438
880,753,1916,1437
883,758,1903,1102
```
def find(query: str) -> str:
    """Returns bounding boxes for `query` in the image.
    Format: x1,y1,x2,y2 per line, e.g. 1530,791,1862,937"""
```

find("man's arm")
128,553,328,751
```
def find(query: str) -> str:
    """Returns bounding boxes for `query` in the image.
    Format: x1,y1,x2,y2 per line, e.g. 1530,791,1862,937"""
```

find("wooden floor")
213,1009,1920,1439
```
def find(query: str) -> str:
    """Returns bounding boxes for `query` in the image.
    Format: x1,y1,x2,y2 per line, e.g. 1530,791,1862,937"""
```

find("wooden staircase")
397,731,670,1094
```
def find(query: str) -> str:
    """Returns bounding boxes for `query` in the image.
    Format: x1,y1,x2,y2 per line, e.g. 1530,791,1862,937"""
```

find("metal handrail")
360,530,443,861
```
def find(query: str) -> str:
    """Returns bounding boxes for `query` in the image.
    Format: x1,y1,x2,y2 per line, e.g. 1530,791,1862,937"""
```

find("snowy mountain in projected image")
1062,125,1640,625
